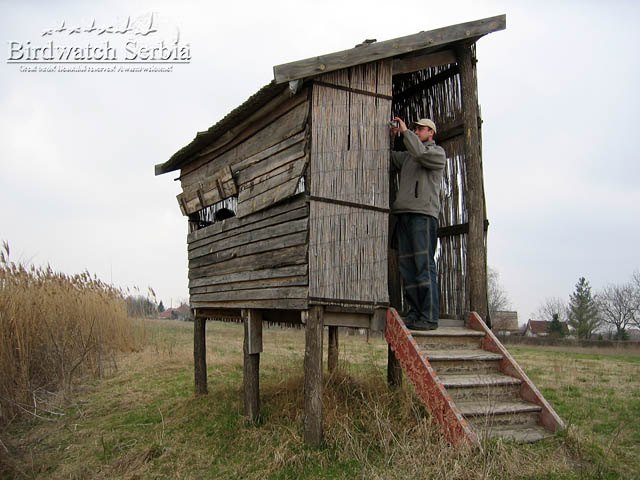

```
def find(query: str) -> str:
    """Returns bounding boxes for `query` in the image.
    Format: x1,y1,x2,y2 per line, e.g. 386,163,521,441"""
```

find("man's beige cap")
412,118,437,133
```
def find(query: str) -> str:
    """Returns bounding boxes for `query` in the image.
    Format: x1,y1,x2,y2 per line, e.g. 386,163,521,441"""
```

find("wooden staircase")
385,309,564,446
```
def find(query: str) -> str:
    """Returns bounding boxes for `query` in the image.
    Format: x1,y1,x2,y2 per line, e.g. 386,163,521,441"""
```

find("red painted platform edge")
385,308,478,446
468,311,566,433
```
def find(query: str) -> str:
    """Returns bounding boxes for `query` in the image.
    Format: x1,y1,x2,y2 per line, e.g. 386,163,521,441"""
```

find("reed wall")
309,60,392,305
392,45,480,318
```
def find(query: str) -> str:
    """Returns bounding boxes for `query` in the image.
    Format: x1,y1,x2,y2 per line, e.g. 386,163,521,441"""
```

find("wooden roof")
155,15,505,176
273,15,505,83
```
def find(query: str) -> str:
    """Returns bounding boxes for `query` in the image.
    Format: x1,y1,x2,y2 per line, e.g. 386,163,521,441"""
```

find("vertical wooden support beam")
456,42,489,321
328,326,339,373
387,213,404,387
243,309,262,422
387,344,403,388
303,306,324,447
194,316,208,394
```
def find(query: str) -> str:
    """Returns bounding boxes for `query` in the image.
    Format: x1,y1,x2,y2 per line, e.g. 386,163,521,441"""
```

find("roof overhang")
273,15,505,84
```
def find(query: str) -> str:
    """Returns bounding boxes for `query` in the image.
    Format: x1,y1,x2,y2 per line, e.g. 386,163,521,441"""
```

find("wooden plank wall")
188,196,309,310
309,60,391,305
177,88,314,311
178,90,311,219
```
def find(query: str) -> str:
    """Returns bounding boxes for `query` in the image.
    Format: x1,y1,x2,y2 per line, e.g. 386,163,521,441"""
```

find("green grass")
2,320,639,479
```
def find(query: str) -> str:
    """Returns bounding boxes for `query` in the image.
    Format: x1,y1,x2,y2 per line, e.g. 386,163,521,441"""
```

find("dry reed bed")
0,242,136,431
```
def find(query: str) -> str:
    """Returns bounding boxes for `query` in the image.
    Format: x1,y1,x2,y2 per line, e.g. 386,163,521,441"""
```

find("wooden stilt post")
303,306,324,447
387,345,403,388
243,309,262,422
387,214,403,387
456,42,489,321
328,326,338,373
194,316,208,394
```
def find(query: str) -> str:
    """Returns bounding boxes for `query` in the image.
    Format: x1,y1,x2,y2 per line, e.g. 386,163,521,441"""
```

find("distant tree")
534,297,568,323
488,267,511,314
632,270,640,329
125,295,157,317
597,283,637,340
567,277,600,339
547,313,565,338
158,300,165,313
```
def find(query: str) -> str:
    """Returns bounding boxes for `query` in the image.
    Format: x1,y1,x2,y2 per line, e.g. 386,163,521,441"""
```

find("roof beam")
273,15,505,83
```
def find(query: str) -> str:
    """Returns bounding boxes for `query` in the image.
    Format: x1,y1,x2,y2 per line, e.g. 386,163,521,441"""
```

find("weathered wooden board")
190,275,308,295
236,176,303,218
231,131,307,175
323,312,371,328
191,298,308,310
180,88,308,179
181,101,310,189
391,49,456,75
191,286,308,303
303,306,324,447
244,309,263,355
273,15,506,83
187,195,307,244
457,43,488,320
243,308,261,422
188,206,308,252
189,264,308,289
188,217,308,261
189,230,308,270
238,156,307,201
328,326,338,373
177,165,237,216
236,142,306,186
194,317,207,394
189,244,308,280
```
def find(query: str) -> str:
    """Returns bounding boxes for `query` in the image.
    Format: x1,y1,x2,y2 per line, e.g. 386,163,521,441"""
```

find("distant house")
523,319,571,337
492,311,520,336
523,320,552,337
159,306,193,321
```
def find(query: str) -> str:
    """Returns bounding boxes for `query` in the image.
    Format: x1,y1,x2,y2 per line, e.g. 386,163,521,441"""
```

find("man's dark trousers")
396,213,439,326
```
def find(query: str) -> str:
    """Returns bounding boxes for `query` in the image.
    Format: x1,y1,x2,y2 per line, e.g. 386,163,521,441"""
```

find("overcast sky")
1,0,638,322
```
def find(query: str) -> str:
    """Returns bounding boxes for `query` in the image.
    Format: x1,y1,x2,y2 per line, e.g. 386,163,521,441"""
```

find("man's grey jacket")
390,130,446,219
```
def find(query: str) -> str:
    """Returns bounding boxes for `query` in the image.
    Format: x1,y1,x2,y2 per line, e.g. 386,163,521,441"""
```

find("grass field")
3,319,639,479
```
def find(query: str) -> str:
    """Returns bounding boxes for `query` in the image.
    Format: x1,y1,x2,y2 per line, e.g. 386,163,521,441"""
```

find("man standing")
390,117,446,331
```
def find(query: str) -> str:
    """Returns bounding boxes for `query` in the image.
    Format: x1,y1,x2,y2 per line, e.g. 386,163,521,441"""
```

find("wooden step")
456,400,541,418
439,373,521,402
422,349,503,375
425,358,502,375
438,373,521,388
439,318,465,328
468,410,540,429
410,327,484,338
457,400,542,429
489,426,555,443
411,327,484,350
422,349,503,362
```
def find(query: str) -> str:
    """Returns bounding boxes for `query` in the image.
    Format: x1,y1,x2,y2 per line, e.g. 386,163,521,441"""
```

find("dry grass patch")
2,320,636,479
509,345,640,478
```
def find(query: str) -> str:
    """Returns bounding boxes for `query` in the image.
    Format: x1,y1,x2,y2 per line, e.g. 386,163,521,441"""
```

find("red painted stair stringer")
468,312,565,433
385,308,478,446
